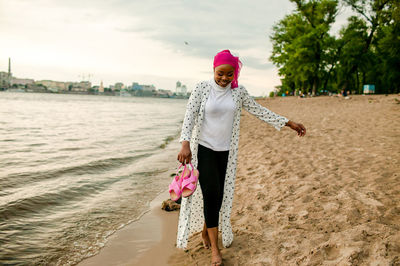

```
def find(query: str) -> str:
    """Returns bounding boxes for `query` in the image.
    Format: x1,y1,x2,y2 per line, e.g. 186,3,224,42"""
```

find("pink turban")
213,50,242,89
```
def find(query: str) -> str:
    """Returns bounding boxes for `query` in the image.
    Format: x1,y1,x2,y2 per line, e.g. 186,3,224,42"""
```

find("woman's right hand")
177,141,192,164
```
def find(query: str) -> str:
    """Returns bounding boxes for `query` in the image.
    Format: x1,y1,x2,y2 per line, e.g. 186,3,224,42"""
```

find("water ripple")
0,153,151,191
0,92,187,265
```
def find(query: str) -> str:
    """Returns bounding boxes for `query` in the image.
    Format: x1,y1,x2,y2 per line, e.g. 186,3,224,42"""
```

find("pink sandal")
169,164,188,201
181,163,199,198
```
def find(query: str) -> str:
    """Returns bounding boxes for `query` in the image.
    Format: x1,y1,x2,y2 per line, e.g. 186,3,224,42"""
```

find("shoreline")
1,89,189,99
78,190,179,266
78,139,182,266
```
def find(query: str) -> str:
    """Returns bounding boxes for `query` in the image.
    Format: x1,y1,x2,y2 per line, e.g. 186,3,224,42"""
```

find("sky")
0,0,354,96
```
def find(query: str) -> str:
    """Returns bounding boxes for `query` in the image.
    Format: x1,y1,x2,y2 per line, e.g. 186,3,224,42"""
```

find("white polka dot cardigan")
176,80,288,249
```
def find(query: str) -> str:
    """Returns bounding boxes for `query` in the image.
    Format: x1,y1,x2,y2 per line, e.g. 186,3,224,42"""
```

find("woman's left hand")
286,120,306,137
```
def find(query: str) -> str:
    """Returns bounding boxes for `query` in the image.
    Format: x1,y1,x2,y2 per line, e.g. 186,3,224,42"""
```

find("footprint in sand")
322,244,340,260
256,192,265,200
262,204,271,211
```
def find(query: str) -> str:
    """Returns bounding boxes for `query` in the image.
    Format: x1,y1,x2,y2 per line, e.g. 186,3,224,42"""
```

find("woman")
176,50,306,265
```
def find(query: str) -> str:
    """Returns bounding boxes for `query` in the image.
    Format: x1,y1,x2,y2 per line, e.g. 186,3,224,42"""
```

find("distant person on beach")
176,50,306,265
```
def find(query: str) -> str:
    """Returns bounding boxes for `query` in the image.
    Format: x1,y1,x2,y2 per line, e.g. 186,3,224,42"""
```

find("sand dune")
169,95,400,265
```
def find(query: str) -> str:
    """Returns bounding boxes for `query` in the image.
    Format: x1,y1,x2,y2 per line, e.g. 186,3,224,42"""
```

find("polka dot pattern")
176,80,289,249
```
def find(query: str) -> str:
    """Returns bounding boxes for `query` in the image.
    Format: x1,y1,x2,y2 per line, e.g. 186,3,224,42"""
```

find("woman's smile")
214,64,235,87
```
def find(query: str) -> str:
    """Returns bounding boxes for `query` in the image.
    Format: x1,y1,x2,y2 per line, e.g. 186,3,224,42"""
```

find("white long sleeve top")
198,79,235,151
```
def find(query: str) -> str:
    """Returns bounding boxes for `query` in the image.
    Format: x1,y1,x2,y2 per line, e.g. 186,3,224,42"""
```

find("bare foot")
211,248,222,266
202,228,211,249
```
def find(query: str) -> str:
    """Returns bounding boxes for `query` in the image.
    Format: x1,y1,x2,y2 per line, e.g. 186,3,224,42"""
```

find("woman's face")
214,64,235,87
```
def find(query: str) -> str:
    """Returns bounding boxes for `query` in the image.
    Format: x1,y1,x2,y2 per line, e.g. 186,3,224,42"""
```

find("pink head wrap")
213,50,242,89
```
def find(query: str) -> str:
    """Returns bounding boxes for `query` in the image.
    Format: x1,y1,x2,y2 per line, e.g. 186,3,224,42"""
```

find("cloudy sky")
0,0,353,96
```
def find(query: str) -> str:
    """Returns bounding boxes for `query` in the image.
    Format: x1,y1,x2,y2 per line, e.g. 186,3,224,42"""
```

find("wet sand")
169,94,400,265
78,190,178,266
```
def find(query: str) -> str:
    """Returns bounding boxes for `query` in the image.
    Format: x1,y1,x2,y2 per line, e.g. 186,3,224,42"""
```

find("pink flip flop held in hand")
181,163,199,198
169,164,186,201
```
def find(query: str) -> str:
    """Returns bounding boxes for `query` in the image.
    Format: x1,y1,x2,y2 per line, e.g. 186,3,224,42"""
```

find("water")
0,92,187,265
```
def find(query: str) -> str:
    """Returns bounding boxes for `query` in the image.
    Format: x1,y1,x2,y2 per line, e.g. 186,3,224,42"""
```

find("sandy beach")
168,94,400,265
79,94,399,265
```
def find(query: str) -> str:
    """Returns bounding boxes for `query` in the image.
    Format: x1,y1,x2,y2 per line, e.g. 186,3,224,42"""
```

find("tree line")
270,0,399,95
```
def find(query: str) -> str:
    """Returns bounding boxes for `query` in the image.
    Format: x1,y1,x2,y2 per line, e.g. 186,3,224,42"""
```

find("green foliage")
270,0,399,94
270,0,339,95
374,0,400,93
269,91,275,97
336,16,369,93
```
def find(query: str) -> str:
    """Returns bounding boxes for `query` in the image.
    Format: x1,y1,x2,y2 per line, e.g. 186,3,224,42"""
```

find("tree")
336,16,369,93
341,0,394,93
270,0,339,95
271,0,399,94
374,0,400,93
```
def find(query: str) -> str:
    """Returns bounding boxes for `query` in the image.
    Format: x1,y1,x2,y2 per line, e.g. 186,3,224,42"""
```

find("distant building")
181,85,187,94
129,83,155,91
11,77,34,86
26,83,47,92
8,58,11,81
0,58,12,89
0,72,10,89
131,82,142,91
36,80,68,91
99,81,104,93
64,81,91,92
156,89,173,97
75,81,91,92
141,84,156,91
176,81,187,96
114,82,124,91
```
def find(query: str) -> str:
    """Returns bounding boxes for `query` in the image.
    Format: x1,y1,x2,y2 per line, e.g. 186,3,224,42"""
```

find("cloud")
6,0,293,64
34,0,294,70
112,0,295,68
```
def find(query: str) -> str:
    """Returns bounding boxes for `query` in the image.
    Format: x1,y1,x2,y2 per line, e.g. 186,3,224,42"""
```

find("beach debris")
160,136,175,149
162,199,181,211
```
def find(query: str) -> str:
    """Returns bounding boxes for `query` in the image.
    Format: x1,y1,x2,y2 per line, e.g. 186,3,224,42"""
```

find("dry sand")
169,95,400,265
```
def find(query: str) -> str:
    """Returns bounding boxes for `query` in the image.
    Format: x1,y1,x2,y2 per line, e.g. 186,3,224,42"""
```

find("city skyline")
1,57,189,98
0,0,354,96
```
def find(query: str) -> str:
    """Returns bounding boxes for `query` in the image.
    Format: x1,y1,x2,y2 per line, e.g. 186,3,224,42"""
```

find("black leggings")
197,144,229,228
